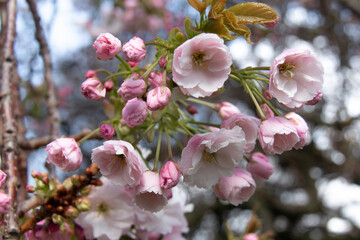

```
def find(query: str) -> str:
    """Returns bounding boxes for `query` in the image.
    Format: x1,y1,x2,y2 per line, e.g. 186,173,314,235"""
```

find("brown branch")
26,0,60,178
19,128,101,150
0,0,20,238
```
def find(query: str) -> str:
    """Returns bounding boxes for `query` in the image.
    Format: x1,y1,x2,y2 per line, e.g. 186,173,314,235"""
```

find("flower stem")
142,53,163,79
95,68,112,75
244,66,270,71
177,120,194,137
133,121,157,145
116,55,132,72
253,87,282,116
154,127,163,171
77,128,100,145
186,98,218,109
189,120,220,128
165,127,173,159
145,41,170,49
104,71,131,81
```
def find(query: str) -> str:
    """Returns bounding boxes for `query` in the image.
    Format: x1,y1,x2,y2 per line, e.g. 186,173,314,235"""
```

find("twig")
0,0,20,238
26,0,60,178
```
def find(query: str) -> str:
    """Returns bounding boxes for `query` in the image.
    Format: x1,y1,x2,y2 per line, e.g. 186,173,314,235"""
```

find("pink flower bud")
159,56,167,69
263,16,279,28
122,36,146,63
26,185,35,193
148,70,169,88
85,69,97,78
258,117,300,155
146,87,171,111
305,91,323,105
284,112,311,149
0,170,6,188
160,161,181,189
217,102,240,120
122,98,148,127
247,152,274,180
262,88,272,100
117,75,146,100
128,61,139,67
45,138,83,172
134,171,168,212
81,78,106,100
0,191,11,214
260,103,274,119
244,233,259,240
213,168,256,206
99,124,115,140
186,104,198,115
104,80,114,92
166,188,173,199
93,33,122,61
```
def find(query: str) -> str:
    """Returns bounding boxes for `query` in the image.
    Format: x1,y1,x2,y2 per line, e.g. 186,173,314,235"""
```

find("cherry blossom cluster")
8,1,325,239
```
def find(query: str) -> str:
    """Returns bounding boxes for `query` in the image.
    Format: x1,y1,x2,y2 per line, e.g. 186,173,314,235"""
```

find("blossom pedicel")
45,138,83,172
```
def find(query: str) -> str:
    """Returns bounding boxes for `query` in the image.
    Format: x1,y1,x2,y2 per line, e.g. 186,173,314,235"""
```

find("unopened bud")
85,163,99,177
64,206,79,219
100,123,115,140
79,185,92,195
104,80,114,92
262,88,272,100
26,185,35,193
186,104,198,115
56,206,64,213
31,170,41,179
52,213,64,225
85,70,97,78
71,175,81,187
62,178,73,191
75,197,91,212
90,179,103,186
159,56,167,69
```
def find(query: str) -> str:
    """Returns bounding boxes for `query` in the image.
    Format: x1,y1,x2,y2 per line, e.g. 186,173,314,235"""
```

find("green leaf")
187,0,207,14
227,2,278,24
203,17,234,40
168,27,183,42
184,16,202,39
208,0,226,19
223,11,253,44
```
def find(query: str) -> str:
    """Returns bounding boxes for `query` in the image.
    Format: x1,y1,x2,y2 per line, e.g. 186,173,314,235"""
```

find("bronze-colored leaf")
203,17,233,40
223,10,253,43
227,2,278,24
208,0,226,19
187,0,207,14
184,16,202,39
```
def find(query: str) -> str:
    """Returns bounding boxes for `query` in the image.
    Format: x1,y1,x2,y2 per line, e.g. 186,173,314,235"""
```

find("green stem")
116,55,132,72
186,98,218,109
177,108,188,120
104,71,131,81
177,121,194,137
189,120,220,128
95,69,112,75
253,88,282,116
142,53,163,79
154,127,163,171
134,145,151,170
165,127,173,159
145,41,169,49
244,66,270,71
133,122,157,145
77,128,100,145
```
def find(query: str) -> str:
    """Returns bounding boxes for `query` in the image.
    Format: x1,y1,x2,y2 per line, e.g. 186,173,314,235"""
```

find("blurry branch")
341,0,360,15
0,0,20,238
26,0,60,178
19,128,102,150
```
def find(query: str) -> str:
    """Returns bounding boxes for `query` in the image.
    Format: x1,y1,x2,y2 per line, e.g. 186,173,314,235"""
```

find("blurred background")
9,0,360,239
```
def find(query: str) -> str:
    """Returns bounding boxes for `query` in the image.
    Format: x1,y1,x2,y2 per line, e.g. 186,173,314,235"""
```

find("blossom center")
192,52,207,68
202,151,219,164
278,63,295,78
97,202,109,213
112,154,126,168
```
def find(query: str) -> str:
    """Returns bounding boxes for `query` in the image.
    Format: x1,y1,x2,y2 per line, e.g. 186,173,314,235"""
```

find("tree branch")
0,0,20,238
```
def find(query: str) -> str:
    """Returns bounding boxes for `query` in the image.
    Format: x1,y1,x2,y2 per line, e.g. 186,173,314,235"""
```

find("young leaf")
227,2,278,24
184,16,202,39
203,17,234,41
223,11,253,44
208,0,226,19
187,0,207,14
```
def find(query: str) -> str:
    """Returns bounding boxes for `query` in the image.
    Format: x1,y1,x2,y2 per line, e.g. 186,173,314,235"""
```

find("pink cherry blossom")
122,98,148,127
0,170,6,188
306,90,323,105
134,171,168,212
25,220,77,240
213,168,256,206
221,113,261,153
0,191,10,214
85,69,97,78
179,126,246,189
45,138,83,172
148,70,169,88
93,33,122,60
217,101,240,120
117,75,146,100
258,117,300,155
146,87,171,111
243,233,259,240
99,123,115,140
247,152,274,180
91,140,147,186
81,78,106,100
122,36,146,63
269,49,324,109
75,177,134,240
160,160,181,189
285,112,311,149
172,33,232,98
104,80,114,92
